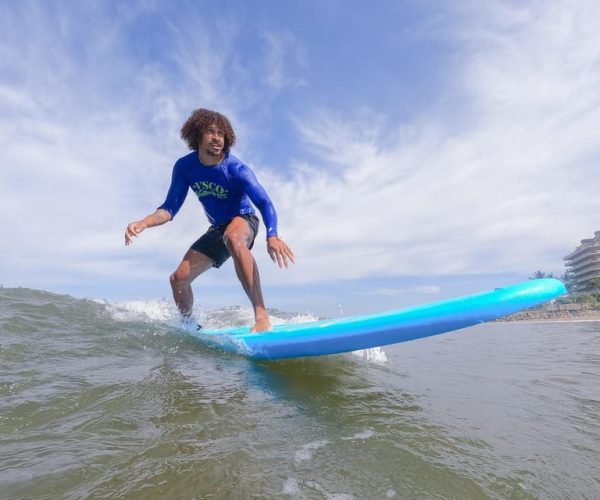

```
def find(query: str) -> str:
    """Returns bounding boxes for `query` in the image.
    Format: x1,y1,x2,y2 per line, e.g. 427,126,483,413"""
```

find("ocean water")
1,287,599,500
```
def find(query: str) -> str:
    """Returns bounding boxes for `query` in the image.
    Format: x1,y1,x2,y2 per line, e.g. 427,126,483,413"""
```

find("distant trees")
529,270,573,293
529,270,556,280
548,272,600,306
559,272,575,293
586,277,600,290
529,270,600,299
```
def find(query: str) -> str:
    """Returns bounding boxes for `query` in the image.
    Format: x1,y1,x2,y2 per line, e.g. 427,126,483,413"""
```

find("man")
125,108,294,332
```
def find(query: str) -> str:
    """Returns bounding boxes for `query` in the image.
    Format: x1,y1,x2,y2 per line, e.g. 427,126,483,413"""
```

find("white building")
564,231,600,290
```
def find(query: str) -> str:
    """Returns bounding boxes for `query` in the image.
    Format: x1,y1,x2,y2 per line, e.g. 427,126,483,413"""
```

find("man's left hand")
267,236,295,268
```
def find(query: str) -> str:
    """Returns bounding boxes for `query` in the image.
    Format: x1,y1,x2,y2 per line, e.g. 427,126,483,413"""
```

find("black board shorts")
190,214,260,268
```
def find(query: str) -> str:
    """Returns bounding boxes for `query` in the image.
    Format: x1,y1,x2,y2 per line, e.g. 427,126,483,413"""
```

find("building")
564,230,600,290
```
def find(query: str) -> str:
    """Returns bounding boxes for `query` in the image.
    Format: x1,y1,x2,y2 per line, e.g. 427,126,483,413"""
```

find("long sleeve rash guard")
158,152,278,238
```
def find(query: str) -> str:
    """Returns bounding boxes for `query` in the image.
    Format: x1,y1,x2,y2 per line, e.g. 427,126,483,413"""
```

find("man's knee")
223,229,249,256
170,268,189,288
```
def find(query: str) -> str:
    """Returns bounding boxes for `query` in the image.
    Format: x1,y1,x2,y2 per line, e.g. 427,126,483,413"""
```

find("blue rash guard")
158,151,278,238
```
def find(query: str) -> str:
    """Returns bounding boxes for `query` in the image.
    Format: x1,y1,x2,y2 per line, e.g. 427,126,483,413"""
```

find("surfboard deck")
181,278,566,360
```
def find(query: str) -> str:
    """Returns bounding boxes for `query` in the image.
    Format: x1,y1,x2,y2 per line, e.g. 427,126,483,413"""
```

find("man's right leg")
169,249,215,317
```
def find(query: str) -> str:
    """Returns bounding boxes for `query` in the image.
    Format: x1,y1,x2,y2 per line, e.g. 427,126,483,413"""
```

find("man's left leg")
223,216,271,332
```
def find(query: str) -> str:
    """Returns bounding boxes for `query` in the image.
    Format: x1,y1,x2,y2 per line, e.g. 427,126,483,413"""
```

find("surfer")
124,108,295,332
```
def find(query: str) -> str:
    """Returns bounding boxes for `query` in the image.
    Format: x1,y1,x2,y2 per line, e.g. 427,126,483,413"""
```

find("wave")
0,286,386,363
0,286,320,335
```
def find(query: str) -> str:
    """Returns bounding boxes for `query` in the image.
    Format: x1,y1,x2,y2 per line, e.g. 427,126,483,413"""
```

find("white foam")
342,429,376,441
282,477,301,496
196,306,319,330
303,481,355,500
104,299,321,334
270,312,320,326
351,347,388,364
106,299,179,322
294,440,329,463
284,478,354,500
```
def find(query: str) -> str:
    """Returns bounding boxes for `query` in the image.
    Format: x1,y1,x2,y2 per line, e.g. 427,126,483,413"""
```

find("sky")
1,0,599,316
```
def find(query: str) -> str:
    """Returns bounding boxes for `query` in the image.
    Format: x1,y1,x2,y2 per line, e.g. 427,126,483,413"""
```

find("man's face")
200,124,225,158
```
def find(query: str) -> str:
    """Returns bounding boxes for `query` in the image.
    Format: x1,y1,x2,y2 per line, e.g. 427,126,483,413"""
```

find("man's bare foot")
251,318,272,333
180,312,194,324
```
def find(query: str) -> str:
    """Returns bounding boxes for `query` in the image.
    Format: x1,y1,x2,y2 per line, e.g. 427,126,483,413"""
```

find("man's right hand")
124,209,172,246
125,221,147,246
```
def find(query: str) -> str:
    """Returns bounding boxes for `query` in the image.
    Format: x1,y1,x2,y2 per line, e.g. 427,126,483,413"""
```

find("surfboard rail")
189,278,566,360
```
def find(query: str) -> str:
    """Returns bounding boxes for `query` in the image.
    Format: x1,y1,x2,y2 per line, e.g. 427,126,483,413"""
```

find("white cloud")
0,2,210,288
262,30,307,90
1,0,598,305
0,1,310,296
258,0,600,284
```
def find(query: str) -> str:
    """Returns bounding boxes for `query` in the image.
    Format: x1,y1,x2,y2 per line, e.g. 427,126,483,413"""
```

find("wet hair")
180,108,236,152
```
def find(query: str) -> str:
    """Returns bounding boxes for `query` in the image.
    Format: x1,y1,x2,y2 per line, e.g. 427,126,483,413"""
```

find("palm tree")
559,272,575,293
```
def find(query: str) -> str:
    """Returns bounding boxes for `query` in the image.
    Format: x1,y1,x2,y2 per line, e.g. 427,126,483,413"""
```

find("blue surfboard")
184,278,565,360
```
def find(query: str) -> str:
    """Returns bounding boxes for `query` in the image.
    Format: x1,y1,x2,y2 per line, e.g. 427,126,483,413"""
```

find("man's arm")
238,165,295,267
238,166,278,238
125,209,172,246
126,160,188,246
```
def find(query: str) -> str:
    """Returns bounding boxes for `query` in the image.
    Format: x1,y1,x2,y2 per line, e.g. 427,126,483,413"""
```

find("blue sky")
1,0,599,316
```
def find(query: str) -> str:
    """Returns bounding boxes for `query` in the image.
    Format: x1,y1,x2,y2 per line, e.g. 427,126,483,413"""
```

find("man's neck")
198,150,223,166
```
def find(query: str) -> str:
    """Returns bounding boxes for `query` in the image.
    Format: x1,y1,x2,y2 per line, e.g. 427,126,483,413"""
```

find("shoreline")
498,316,600,323
498,306,600,322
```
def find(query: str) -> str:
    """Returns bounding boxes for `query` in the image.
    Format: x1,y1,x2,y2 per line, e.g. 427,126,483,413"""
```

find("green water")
1,288,599,499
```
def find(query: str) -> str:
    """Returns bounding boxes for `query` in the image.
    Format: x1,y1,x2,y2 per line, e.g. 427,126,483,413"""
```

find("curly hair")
180,108,237,152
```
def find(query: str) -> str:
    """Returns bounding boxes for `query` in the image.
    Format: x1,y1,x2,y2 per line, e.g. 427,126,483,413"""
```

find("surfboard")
182,278,566,360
